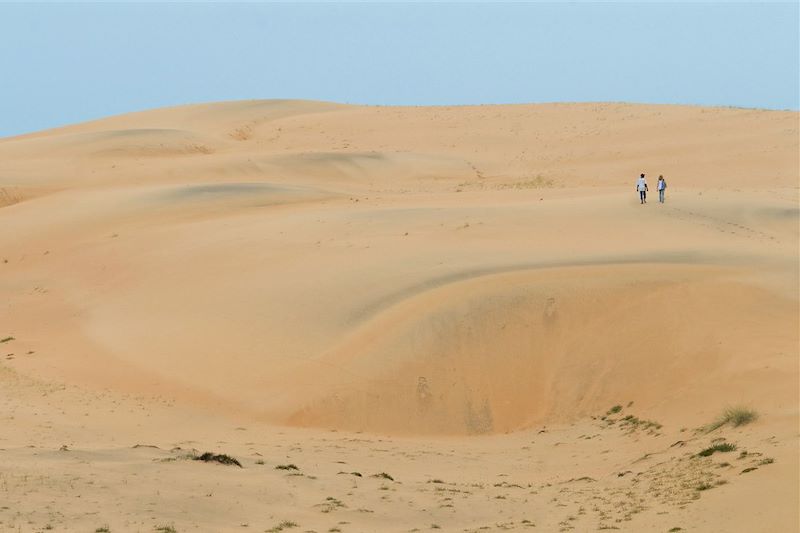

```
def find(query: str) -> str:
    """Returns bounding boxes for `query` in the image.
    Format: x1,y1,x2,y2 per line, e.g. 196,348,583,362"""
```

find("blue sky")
0,2,797,137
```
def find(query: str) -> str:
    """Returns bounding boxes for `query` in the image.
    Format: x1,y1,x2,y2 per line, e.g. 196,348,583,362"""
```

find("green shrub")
697,442,737,457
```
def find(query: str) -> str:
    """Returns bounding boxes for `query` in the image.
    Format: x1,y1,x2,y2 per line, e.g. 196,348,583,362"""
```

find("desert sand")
0,100,797,532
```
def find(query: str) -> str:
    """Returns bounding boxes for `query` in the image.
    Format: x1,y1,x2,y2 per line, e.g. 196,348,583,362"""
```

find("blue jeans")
639,190,647,203
659,189,665,203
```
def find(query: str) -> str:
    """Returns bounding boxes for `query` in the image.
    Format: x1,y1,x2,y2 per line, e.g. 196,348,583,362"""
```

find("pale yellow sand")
0,101,797,532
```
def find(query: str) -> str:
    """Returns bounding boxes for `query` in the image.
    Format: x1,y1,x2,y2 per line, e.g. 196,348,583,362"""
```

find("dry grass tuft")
703,407,758,432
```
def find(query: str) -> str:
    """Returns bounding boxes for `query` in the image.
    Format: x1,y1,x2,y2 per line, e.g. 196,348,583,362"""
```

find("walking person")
657,175,667,203
636,173,648,204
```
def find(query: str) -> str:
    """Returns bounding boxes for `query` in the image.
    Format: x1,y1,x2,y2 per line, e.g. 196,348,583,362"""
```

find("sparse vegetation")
275,463,299,471
193,452,242,467
669,528,683,532
703,407,758,432
619,414,662,431
499,175,556,190
317,496,346,513
336,470,362,477
266,521,298,532
155,525,177,533
95,528,110,533
0,336,14,343
600,407,662,434
372,472,394,481
697,442,737,457
759,457,775,465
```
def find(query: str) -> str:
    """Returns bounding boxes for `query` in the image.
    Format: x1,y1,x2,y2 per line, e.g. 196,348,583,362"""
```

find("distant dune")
0,101,797,531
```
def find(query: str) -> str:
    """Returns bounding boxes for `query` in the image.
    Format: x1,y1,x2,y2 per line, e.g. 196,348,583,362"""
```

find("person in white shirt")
636,173,648,204
657,175,667,203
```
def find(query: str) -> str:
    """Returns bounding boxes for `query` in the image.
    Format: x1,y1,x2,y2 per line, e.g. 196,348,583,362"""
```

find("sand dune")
0,100,797,531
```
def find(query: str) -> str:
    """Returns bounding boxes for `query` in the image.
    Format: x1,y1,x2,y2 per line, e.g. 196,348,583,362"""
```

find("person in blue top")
657,175,667,203
636,173,648,204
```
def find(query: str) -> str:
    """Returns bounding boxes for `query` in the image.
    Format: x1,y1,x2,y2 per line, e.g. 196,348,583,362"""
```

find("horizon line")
3,97,797,142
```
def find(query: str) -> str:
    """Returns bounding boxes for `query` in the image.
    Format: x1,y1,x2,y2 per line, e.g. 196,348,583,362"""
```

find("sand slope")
0,100,797,531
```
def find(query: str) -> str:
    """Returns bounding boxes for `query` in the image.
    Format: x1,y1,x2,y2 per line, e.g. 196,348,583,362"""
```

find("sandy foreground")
0,101,797,532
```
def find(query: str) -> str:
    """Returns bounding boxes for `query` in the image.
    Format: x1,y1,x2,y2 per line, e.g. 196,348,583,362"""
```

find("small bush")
372,472,394,481
697,442,737,457
0,336,14,343
607,405,622,415
155,525,177,533
193,452,242,467
276,464,299,471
